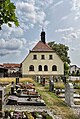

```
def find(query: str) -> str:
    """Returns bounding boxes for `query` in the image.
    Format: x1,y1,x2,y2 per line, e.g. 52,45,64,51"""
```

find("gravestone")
62,76,66,84
11,86,14,95
36,76,38,82
36,76,41,83
49,76,54,91
16,77,19,85
40,76,43,84
38,76,41,83
0,87,5,118
42,77,45,86
65,83,74,106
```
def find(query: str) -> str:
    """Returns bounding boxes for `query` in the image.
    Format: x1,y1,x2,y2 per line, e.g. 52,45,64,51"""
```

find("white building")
70,65,80,74
21,30,64,77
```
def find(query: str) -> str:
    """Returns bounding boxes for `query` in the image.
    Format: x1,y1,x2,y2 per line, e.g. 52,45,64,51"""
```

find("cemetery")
35,76,80,118
0,77,53,119
0,76,80,119
7,79,46,106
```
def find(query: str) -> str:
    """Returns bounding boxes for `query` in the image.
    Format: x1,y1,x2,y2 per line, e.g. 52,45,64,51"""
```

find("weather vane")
42,22,45,32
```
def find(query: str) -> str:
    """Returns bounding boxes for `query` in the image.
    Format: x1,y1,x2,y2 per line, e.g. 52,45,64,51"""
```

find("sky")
0,0,80,67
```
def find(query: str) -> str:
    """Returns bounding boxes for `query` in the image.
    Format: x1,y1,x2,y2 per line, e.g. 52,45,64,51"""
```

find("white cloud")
35,0,54,8
0,39,5,49
16,1,47,30
71,0,80,20
61,15,69,21
0,24,23,38
71,0,80,11
54,1,63,7
62,29,80,41
0,38,27,57
0,23,27,57
0,38,26,50
0,50,20,57
63,32,78,40
55,27,74,32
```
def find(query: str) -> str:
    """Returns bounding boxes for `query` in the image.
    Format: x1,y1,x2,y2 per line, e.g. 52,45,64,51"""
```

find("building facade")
0,64,21,77
70,65,80,75
22,30,64,77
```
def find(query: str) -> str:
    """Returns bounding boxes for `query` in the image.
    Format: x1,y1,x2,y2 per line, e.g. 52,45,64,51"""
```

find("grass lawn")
0,78,34,83
54,81,65,89
34,82,80,119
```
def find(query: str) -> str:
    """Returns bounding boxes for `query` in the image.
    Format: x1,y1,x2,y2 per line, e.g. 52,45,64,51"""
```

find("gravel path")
72,107,80,116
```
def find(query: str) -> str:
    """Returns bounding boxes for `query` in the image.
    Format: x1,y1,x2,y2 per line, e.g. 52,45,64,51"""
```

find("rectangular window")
41,55,45,59
33,55,37,60
49,55,53,60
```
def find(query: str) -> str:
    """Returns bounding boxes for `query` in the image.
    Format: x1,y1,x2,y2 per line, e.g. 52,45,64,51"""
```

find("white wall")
22,52,64,76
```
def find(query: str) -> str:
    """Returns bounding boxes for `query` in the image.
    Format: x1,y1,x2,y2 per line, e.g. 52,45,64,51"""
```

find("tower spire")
41,27,45,44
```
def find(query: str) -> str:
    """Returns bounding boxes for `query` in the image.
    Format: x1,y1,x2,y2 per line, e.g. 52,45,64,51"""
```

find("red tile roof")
32,41,53,52
3,63,20,68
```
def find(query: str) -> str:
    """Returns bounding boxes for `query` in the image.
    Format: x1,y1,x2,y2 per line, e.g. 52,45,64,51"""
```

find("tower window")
41,55,45,59
44,65,48,71
33,55,37,59
38,65,42,71
29,65,34,71
49,55,53,60
52,65,57,71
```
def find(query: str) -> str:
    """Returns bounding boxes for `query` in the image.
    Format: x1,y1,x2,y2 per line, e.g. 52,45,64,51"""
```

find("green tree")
0,0,19,30
48,42,71,76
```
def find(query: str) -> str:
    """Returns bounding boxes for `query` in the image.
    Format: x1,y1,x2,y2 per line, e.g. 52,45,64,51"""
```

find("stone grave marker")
36,76,39,82
40,76,43,84
65,83,74,106
42,77,45,86
38,76,41,83
49,76,54,92
16,77,19,85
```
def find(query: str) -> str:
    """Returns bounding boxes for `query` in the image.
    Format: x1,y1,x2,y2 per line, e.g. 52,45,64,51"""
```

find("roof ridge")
32,41,53,51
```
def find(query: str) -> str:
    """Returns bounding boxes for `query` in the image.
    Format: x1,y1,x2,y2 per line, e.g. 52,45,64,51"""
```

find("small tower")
41,28,45,44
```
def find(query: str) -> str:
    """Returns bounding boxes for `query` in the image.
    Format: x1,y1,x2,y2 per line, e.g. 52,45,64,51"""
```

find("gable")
32,41,53,52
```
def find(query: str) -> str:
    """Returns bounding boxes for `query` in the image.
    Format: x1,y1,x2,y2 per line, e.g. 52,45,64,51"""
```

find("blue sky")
0,0,80,66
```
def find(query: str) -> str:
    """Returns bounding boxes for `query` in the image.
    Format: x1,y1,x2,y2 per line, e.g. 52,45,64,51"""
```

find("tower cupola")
41,29,45,44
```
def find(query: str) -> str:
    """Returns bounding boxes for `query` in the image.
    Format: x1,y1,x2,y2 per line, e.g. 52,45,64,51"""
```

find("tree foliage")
0,0,19,29
48,42,71,75
48,42,70,64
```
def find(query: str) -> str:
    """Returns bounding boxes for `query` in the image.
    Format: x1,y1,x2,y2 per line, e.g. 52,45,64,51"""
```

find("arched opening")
52,65,57,71
44,65,48,71
29,65,34,71
38,65,42,71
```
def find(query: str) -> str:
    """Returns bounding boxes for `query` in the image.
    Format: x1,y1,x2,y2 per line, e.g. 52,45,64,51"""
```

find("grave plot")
7,95,46,106
4,110,53,119
6,82,46,106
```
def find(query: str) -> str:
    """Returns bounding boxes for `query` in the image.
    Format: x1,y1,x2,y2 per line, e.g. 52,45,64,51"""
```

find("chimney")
41,29,45,44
